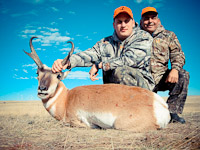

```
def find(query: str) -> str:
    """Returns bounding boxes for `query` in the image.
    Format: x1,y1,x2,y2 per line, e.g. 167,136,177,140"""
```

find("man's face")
113,13,135,41
140,13,160,34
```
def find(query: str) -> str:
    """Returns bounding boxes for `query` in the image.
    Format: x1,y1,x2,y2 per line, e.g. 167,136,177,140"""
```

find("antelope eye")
57,74,62,79
36,71,39,80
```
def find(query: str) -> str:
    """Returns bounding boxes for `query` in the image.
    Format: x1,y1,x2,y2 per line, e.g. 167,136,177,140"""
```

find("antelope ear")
61,71,70,80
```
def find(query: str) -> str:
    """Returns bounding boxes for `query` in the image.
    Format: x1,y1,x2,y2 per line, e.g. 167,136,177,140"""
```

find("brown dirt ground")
0,96,199,150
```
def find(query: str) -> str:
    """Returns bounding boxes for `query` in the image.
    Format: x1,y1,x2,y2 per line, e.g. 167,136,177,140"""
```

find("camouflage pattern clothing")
149,24,190,114
69,23,155,90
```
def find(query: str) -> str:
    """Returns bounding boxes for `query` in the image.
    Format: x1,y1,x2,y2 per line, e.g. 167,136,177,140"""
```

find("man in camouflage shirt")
140,7,190,124
52,6,155,90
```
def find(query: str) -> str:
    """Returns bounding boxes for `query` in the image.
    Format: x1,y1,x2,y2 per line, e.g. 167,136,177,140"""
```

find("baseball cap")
113,6,133,19
141,7,158,16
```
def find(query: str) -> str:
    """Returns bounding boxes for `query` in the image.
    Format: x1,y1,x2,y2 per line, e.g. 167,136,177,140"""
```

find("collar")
152,24,165,37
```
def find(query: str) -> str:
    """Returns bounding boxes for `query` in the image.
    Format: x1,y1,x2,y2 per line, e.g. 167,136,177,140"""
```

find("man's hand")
89,64,99,81
52,59,70,73
89,62,102,81
165,69,179,83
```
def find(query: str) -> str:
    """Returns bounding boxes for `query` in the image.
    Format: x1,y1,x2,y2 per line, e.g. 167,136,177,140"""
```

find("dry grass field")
0,96,199,150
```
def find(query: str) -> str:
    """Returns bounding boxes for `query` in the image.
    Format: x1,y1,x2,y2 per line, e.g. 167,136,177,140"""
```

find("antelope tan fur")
24,37,171,132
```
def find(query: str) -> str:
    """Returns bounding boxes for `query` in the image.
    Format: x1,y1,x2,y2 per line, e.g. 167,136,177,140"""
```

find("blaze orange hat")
113,6,133,19
141,7,158,16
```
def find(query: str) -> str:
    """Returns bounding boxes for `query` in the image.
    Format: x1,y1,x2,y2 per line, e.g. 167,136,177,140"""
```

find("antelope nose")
39,85,47,91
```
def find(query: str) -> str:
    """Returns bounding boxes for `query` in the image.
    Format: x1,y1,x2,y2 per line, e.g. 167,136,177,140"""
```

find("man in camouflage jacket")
140,7,190,124
52,6,155,91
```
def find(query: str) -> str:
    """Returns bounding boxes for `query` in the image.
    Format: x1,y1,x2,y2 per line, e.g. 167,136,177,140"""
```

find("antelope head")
24,37,74,100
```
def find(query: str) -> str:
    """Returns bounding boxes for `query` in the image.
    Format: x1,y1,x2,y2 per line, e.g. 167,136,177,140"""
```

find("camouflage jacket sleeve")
69,41,102,68
69,29,153,72
169,32,185,71
102,31,153,72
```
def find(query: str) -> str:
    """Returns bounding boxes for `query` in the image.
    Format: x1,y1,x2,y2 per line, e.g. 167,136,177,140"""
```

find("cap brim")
142,11,158,16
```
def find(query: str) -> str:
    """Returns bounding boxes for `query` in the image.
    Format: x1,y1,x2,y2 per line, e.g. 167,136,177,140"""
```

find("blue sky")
0,0,199,100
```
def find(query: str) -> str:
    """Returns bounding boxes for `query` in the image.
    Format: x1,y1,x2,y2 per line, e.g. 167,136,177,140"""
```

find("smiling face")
113,13,135,41
140,12,160,34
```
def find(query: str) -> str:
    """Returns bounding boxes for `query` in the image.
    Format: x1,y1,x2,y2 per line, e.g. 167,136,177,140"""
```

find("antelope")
24,37,170,132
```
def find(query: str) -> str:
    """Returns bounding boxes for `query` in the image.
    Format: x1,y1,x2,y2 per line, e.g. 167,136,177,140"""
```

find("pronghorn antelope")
24,37,170,132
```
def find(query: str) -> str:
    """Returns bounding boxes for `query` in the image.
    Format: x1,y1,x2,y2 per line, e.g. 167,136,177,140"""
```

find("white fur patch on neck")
76,110,116,129
43,86,63,109
49,105,56,117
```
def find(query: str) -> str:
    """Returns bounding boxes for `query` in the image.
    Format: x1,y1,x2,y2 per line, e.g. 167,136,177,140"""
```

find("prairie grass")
0,96,199,150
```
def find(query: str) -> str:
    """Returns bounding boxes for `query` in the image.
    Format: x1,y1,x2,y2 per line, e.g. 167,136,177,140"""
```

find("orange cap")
113,6,133,19
141,7,158,16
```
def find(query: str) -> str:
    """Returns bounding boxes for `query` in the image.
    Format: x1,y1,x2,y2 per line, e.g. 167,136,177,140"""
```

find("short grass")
0,96,199,150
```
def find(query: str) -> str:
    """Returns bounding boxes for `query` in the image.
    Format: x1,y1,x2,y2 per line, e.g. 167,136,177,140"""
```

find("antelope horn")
24,37,43,69
61,41,74,66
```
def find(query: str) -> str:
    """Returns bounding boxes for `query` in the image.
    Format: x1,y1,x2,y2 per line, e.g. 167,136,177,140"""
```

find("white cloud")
60,47,81,54
50,28,59,32
40,31,52,35
60,48,71,51
20,25,70,46
42,27,59,32
23,63,36,67
23,29,37,34
84,36,92,41
21,35,28,38
28,10,38,16
36,48,42,50
31,76,37,79
62,52,67,54
50,7,59,12
74,47,82,53
66,31,70,35
16,77,29,80
134,0,165,7
39,32,70,44
36,47,46,51
23,63,37,69
134,0,142,3
33,37,42,42
51,22,57,25
68,11,76,15
61,43,81,53
67,71,90,80
23,69,28,73
41,43,52,46
76,34,82,37
148,0,154,4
